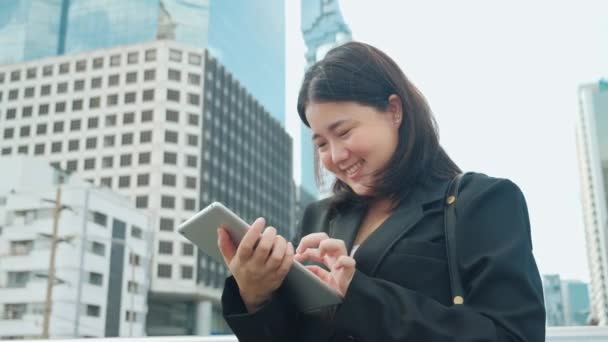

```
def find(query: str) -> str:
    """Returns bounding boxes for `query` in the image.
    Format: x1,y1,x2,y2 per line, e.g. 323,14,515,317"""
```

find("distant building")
576,80,608,324
562,280,591,326
544,274,566,326
0,157,152,339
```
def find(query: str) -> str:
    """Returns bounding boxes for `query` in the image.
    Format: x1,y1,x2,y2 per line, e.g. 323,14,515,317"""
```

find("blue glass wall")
208,0,285,123
0,0,64,65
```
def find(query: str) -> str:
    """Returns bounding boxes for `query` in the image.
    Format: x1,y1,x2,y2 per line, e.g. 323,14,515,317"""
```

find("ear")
387,94,403,126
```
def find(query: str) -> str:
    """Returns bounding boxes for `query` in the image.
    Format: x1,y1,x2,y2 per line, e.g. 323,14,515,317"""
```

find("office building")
0,157,152,339
562,280,591,326
544,274,566,326
576,80,608,325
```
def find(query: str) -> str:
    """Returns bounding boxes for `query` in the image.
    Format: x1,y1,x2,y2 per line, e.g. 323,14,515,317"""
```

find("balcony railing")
10,326,608,342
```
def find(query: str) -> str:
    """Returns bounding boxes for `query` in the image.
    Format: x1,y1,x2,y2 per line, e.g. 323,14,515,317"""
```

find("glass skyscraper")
0,0,209,65
0,0,67,65
577,80,608,325
300,0,351,197
207,0,285,123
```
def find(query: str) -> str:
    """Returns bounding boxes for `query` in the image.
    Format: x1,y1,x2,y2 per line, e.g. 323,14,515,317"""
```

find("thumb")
217,228,237,265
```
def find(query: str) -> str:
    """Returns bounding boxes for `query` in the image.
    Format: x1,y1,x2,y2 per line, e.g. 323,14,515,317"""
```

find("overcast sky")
285,0,608,282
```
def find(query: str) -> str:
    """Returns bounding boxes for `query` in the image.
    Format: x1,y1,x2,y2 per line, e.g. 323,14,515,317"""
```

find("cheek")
319,152,334,169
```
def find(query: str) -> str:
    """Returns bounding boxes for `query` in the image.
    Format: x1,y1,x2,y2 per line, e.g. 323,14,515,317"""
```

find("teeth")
346,161,363,175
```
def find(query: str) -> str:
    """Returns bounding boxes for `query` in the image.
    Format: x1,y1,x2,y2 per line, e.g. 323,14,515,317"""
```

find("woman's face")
306,96,402,196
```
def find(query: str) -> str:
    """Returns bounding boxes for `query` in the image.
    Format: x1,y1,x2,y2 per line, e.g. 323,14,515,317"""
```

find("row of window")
90,173,197,190
0,47,202,84
0,69,201,100
158,240,195,256
157,263,195,280
134,194,196,211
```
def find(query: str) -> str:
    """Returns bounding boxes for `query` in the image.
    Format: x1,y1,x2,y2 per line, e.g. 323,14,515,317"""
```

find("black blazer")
221,173,546,341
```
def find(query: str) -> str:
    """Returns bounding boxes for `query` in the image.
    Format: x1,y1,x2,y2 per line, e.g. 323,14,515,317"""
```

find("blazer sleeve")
330,178,546,341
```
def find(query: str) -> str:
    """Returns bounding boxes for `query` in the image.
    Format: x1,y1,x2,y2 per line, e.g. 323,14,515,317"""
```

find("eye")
338,129,351,137
316,141,327,149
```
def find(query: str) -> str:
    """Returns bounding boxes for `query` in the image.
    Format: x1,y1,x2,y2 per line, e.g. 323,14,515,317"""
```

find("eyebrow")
312,120,349,140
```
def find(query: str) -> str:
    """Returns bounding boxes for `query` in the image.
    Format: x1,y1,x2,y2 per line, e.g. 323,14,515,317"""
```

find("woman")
218,41,545,341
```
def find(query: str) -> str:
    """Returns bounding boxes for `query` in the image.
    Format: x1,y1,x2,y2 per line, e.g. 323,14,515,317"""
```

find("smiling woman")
218,41,546,342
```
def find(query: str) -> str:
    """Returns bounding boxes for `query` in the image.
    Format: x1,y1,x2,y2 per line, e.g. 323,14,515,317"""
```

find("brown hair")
297,42,461,210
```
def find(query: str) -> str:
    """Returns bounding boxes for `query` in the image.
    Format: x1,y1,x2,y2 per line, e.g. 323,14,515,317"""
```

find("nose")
330,142,349,165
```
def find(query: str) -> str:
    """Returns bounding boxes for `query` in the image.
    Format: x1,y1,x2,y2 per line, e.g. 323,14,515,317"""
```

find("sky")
285,0,608,282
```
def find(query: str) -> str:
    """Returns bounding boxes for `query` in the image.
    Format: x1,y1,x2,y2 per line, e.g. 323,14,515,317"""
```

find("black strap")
444,173,465,305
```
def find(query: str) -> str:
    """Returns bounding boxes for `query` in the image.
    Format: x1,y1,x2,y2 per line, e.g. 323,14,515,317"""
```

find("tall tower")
576,80,608,325
299,0,351,200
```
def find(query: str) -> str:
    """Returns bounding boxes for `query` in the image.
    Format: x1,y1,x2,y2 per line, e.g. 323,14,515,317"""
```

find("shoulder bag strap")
444,173,465,305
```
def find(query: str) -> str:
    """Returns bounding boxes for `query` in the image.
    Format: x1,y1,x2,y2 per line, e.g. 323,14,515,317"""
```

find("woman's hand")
294,233,356,297
217,217,294,313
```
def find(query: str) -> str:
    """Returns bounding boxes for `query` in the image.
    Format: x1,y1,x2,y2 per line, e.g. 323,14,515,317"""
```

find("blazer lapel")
329,207,365,255
353,179,451,276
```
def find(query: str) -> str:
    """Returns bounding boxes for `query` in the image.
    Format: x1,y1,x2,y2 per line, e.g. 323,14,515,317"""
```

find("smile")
345,161,363,176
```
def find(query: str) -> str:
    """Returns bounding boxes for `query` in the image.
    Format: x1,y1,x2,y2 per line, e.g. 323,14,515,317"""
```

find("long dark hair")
297,41,461,211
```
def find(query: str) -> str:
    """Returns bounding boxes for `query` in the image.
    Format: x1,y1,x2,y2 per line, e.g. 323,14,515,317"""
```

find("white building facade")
0,157,152,339
576,81,608,325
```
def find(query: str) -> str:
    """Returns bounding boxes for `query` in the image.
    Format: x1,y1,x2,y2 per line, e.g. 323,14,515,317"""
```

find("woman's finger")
305,265,332,284
294,247,323,264
236,217,265,261
319,238,348,258
266,235,287,270
217,227,237,266
296,232,330,254
252,226,277,265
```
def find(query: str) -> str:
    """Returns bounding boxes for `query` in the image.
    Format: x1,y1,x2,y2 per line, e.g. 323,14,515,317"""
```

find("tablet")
178,202,343,312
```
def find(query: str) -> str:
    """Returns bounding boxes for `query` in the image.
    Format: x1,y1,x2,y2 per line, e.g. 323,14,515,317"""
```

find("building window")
85,137,97,149
131,226,143,239
159,241,173,255
7,271,30,288
182,242,194,256
42,65,53,76
126,310,138,322
127,281,139,293
3,128,14,139
53,121,64,133
66,160,77,172
86,304,100,317
91,241,105,256
26,67,36,79
38,104,49,115
129,253,141,266
142,89,154,101
162,173,176,186
91,77,102,88
33,143,45,155
188,93,200,106
17,145,28,154
102,156,113,168
145,49,156,61
160,195,175,209
144,69,156,81
105,114,117,127
183,198,196,211
127,52,139,64
88,272,103,286
40,84,51,96
126,71,137,83
8,89,19,100
187,134,198,146
72,99,83,111
140,130,152,143
59,62,69,74
6,108,16,120
1,147,12,155
110,54,121,67
120,153,132,166
68,139,79,151
186,155,197,168
75,60,87,72
124,92,136,104
135,195,148,208
141,110,153,122
121,132,133,145
36,123,47,135
103,135,115,147
51,141,62,153
87,117,99,129
57,82,68,94
108,74,120,86
100,177,112,187
188,113,199,126
74,79,85,91
89,97,100,108
70,119,81,131
22,106,33,118
4,303,27,319
169,49,182,62
163,152,177,165
159,217,174,232
168,69,181,81
118,175,130,188
84,158,95,170
164,130,178,143
136,173,149,186
166,110,179,122
167,89,180,102
181,265,194,279
24,87,34,98
185,176,196,189
138,152,151,165
157,264,172,278
92,57,104,69
55,101,66,113
187,73,200,86
188,53,202,66
107,94,118,106
10,70,21,81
